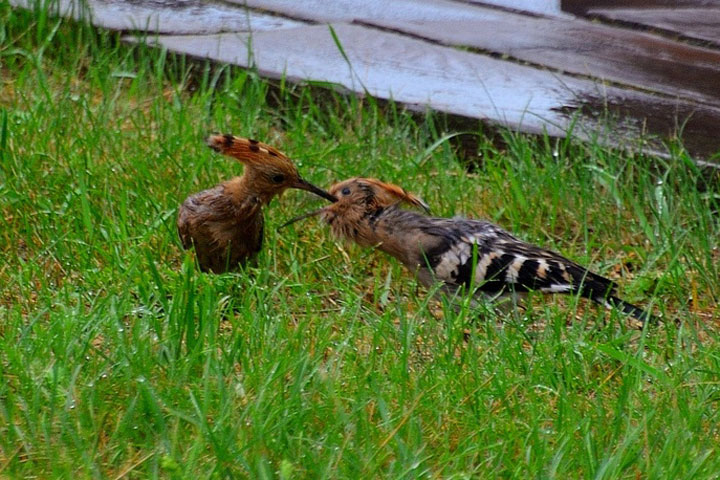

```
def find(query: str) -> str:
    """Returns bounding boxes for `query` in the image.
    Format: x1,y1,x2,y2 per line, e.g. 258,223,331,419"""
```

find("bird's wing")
177,219,193,250
249,212,264,255
422,219,617,298
177,186,246,249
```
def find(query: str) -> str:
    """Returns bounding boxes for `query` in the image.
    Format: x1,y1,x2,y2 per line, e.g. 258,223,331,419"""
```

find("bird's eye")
341,187,351,196
271,174,285,184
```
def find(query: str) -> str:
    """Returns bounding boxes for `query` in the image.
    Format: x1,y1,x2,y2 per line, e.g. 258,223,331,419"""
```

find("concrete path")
11,0,720,161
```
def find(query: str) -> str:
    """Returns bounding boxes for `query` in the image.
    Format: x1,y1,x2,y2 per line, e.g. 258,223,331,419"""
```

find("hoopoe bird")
177,134,337,273
282,177,657,324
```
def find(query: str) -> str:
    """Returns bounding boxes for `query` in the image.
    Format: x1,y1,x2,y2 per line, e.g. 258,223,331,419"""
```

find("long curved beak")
277,207,326,231
293,178,337,203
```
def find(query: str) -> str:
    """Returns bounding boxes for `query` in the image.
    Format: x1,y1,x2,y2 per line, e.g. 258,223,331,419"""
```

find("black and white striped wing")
426,219,617,299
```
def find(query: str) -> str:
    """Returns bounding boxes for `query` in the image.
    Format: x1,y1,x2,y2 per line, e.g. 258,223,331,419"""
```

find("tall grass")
1,2,719,478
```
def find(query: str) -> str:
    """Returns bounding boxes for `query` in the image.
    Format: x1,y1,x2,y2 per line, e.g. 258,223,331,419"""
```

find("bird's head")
280,177,429,243
206,133,337,203
324,177,429,221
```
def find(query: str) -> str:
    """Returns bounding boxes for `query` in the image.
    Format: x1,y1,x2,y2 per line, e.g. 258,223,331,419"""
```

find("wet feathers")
315,177,655,323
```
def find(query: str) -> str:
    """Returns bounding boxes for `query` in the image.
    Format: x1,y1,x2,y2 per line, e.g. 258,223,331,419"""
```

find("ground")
1,5,719,479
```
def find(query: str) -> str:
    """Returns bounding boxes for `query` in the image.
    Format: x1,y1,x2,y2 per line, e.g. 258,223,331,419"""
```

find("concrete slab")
9,0,304,34
13,0,718,159
563,0,720,15
131,24,720,158
364,13,720,108
465,0,569,17
221,0,720,107
589,8,720,47
133,24,599,137
228,0,515,23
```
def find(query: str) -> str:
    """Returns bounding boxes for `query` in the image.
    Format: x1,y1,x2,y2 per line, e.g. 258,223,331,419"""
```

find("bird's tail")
596,295,658,325
563,266,658,326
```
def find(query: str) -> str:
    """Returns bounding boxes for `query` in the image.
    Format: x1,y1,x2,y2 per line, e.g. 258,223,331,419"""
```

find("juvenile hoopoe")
283,177,657,324
177,134,337,273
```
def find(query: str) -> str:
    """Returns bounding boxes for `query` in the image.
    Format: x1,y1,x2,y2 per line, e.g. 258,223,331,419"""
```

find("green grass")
2,3,720,478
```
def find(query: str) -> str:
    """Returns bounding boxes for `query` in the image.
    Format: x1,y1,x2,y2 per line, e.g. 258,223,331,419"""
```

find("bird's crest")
331,177,430,212
206,133,296,171
205,133,337,203
279,177,429,230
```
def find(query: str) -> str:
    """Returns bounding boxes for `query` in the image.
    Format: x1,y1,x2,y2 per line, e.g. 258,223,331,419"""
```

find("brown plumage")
177,134,336,273
283,177,657,324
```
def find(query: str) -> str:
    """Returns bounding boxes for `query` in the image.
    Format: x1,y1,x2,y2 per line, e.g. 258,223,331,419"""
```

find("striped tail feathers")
554,262,659,325
601,296,659,325
515,253,658,325
503,249,617,298
562,261,618,298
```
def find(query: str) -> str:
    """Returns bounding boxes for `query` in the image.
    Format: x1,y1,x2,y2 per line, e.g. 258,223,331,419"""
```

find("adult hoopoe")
177,134,337,273
282,177,657,324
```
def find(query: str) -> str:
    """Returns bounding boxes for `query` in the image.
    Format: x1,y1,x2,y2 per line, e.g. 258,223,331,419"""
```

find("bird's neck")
224,171,274,206
351,207,432,268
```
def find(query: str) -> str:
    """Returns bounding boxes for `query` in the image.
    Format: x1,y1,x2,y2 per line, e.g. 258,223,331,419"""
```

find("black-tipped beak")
294,178,338,203
278,207,326,231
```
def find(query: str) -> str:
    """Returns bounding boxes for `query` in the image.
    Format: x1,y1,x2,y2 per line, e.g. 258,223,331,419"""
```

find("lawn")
1,3,720,478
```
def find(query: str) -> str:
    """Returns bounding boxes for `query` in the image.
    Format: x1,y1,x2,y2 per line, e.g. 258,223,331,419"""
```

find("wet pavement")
10,0,303,34
588,7,720,47
365,14,720,107
138,25,593,138
10,0,720,161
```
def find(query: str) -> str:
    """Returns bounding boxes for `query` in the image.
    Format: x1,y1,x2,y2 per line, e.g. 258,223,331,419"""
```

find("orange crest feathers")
362,178,430,212
206,133,296,170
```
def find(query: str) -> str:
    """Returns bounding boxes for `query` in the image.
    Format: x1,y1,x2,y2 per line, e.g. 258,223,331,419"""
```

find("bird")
281,177,657,324
177,134,337,273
